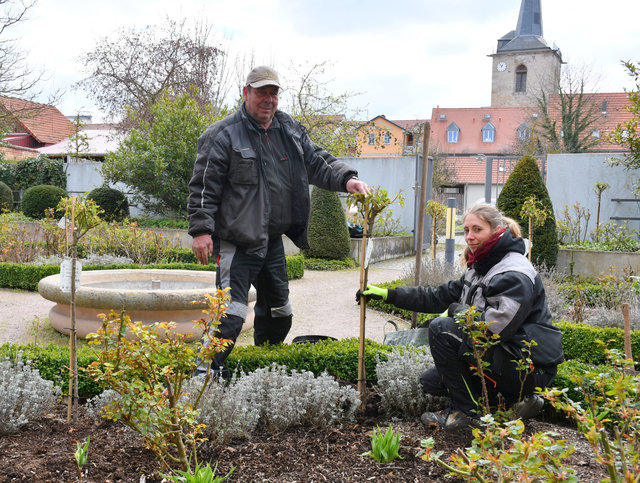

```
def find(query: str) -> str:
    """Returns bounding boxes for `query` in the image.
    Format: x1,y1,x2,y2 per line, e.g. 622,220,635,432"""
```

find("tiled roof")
547,92,632,152
448,156,543,185
0,96,74,145
38,129,122,157
389,119,429,132
429,106,531,155
38,128,122,157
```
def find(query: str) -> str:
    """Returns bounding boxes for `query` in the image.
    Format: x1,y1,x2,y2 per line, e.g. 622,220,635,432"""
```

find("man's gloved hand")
355,284,388,303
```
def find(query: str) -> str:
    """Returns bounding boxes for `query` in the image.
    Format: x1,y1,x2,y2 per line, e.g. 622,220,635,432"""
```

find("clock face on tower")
497,62,507,72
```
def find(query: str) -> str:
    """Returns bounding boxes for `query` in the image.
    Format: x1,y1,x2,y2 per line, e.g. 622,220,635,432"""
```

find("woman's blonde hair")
460,203,522,265
464,203,521,237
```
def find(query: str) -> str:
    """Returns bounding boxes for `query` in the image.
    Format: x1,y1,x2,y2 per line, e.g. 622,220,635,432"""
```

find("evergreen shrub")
303,256,358,271
0,338,391,398
304,187,351,260
0,181,13,211
20,184,67,219
556,320,640,364
497,155,558,267
86,186,130,222
12,157,65,190
0,255,304,291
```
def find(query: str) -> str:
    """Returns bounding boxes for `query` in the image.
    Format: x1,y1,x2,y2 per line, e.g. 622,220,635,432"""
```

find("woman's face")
463,213,499,253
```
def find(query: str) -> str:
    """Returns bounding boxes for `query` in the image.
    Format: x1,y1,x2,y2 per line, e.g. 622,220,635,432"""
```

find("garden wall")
546,153,640,233
151,229,415,263
557,248,640,278
349,236,414,265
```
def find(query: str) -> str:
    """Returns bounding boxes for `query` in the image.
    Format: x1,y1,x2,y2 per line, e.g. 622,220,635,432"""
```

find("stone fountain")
38,269,255,341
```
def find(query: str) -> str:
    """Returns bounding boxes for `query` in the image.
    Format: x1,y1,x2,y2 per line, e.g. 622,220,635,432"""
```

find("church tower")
490,0,563,108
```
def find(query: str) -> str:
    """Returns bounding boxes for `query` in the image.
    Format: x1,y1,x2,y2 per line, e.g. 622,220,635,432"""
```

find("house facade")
356,115,427,157
0,97,74,160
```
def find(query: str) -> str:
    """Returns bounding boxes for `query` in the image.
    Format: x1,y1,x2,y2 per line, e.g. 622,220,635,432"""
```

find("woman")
360,203,564,429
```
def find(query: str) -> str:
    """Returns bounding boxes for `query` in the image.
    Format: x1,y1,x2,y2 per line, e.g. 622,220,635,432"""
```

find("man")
188,65,369,376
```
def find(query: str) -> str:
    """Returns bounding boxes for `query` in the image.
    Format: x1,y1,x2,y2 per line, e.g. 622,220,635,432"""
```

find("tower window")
446,122,460,143
482,122,495,143
515,64,527,93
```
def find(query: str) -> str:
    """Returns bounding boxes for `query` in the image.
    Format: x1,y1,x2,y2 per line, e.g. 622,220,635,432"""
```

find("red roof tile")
547,92,632,152
0,96,74,145
429,107,531,156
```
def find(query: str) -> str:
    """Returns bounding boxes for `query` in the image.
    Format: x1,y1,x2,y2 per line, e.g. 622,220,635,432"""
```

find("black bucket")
292,335,337,344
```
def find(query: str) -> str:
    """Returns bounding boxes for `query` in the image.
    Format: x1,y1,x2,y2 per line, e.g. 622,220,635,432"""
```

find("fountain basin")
38,269,255,340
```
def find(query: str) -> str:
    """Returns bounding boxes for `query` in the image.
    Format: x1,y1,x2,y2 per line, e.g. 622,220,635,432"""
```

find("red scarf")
467,227,507,267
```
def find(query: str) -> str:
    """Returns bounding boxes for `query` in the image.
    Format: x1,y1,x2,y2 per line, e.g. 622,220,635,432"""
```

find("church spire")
516,0,543,37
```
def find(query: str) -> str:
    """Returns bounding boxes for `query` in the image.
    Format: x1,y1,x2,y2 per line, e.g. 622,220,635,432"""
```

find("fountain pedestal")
38,269,255,341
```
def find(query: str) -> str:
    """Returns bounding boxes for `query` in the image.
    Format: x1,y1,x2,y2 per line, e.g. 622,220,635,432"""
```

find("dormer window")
446,122,460,143
482,122,495,143
515,64,527,93
517,122,530,140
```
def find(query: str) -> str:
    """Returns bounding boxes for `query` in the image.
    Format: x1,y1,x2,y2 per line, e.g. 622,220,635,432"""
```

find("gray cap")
246,66,281,88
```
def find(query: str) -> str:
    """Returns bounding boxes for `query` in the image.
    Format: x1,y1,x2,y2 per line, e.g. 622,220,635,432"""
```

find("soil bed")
0,398,607,482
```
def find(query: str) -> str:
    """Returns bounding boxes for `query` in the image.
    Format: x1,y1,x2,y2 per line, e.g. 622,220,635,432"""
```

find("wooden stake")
412,122,431,328
357,203,370,408
67,198,78,424
528,217,533,262
622,303,633,362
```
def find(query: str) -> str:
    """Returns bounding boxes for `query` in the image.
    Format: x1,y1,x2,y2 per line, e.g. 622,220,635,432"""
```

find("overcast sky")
11,0,640,122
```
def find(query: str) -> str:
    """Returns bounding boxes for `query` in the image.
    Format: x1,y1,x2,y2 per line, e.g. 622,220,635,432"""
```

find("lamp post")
476,154,493,204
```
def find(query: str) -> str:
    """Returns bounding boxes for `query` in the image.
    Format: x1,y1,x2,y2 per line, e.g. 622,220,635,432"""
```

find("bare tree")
0,0,40,98
534,63,602,153
0,0,62,130
285,61,363,157
76,17,230,124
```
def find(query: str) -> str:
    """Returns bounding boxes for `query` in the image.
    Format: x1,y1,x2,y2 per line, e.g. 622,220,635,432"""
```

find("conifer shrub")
497,155,558,267
86,186,130,222
304,186,351,260
20,184,67,219
0,181,13,212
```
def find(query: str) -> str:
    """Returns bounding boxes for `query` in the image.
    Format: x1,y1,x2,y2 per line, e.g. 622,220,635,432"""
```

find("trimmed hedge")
0,255,305,291
225,337,389,383
365,282,640,364
1,335,632,416
0,343,101,397
556,320,640,364
304,187,351,260
303,256,358,271
0,337,391,398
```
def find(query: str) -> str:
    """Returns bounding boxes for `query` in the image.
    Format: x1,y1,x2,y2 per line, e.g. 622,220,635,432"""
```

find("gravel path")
0,257,417,346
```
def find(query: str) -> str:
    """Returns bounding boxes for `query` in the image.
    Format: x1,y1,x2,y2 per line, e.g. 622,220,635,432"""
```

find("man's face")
243,85,279,128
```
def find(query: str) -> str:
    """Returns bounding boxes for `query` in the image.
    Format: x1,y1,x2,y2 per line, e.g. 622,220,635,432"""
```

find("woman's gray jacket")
386,230,564,368
187,105,357,258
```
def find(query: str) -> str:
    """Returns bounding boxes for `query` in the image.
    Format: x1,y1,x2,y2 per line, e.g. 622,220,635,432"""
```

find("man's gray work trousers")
195,236,293,377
